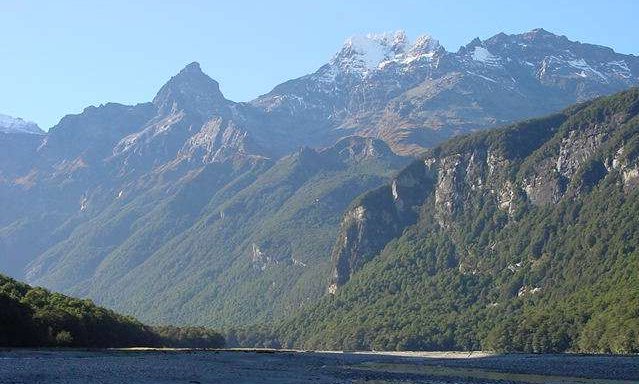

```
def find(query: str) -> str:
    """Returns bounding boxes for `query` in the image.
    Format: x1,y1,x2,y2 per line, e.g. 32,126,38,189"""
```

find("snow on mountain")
567,58,608,81
0,113,43,134
330,31,442,75
254,28,639,155
470,46,501,66
326,28,638,89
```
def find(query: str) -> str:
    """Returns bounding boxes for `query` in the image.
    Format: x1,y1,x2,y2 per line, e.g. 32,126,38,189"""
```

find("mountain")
277,88,639,354
0,113,43,135
26,135,407,326
254,29,639,155
0,114,44,182
0,28,638,329
0,63,409,326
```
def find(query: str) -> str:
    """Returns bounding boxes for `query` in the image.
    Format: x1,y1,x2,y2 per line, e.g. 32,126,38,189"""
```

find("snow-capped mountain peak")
331,31,442,75
0,113,43,135
410,34,441,54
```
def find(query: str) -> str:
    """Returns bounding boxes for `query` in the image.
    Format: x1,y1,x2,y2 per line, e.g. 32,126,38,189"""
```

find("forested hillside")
0,274,224,348
277,89,639,354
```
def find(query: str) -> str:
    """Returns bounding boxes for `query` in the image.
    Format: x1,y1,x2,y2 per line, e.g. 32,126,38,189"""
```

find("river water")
0,349,637,383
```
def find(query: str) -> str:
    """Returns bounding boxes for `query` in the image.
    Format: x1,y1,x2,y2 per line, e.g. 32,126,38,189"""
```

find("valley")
1,26,638,357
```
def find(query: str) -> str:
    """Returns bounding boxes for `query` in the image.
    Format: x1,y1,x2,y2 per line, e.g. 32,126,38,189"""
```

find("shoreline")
1,347,636,358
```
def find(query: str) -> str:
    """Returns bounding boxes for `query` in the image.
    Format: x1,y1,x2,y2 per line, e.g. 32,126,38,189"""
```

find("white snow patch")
606,60,632,79
471,46,501,66
466,71,497,83
507,261,523,273
346,32,403,70
567,58,608,81
331,31,441,75
608,60,630,72
518,285,542,297
0,113,42,135
391,179,399,200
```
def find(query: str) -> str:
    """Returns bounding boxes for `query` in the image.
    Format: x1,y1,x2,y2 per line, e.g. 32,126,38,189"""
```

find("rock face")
328,88,639,290
1,28,638,327
329,160,435,290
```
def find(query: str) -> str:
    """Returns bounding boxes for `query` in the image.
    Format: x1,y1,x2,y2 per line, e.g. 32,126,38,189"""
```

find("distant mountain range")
254,28,639,155
0,28,638,336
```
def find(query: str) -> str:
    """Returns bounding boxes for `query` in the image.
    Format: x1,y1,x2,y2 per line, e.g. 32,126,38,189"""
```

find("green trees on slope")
0,274,152,347
0,274,225,348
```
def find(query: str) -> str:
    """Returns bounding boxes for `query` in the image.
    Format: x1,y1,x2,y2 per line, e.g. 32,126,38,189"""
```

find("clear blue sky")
1,0,637,129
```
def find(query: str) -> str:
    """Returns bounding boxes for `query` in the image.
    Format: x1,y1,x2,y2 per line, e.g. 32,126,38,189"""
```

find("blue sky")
1,0,637,129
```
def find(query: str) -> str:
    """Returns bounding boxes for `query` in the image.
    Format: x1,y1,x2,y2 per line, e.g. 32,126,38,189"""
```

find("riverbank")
0,349,638,383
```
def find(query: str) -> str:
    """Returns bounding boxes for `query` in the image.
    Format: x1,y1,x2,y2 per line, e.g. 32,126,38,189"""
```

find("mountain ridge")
253,28,639,155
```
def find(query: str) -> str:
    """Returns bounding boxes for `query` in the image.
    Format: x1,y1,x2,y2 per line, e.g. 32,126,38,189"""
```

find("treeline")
221,325,281,349
0,275,224,348
152,325,225,348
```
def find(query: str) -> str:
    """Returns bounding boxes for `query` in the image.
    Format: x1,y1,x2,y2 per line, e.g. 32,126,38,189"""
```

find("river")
0,349,637,383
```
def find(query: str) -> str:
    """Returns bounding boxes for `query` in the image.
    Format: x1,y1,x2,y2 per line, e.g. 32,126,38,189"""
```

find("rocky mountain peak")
179,61,205,75
483,28,576,54
322,136,396,163
152,62,229,117
0,113,43,135
330,31,442,75
343,31,409,55
521,27,562,41
411,34,441,52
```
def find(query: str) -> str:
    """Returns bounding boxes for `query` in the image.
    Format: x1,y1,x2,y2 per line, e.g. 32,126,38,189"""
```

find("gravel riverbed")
0,349,637,383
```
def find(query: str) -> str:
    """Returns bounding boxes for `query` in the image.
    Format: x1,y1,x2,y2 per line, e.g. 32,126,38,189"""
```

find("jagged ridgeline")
278,88,639,353
0,274,224,348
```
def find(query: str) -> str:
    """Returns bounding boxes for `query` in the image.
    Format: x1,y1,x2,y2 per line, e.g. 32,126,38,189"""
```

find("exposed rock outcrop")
328,89,639,290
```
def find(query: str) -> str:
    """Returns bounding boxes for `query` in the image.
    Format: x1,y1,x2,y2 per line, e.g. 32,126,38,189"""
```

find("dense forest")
265,89,639,354
0,274,224,348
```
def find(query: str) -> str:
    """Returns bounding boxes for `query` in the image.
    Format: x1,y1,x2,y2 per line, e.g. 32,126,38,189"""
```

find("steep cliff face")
328,160,435,291
328,88,639,290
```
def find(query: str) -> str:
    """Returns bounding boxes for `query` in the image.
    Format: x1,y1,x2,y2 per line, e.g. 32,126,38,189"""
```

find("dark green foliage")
276,89,639,354
0,274,153,347
151,325,225,348
222,325,282,349
0,274,225,348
